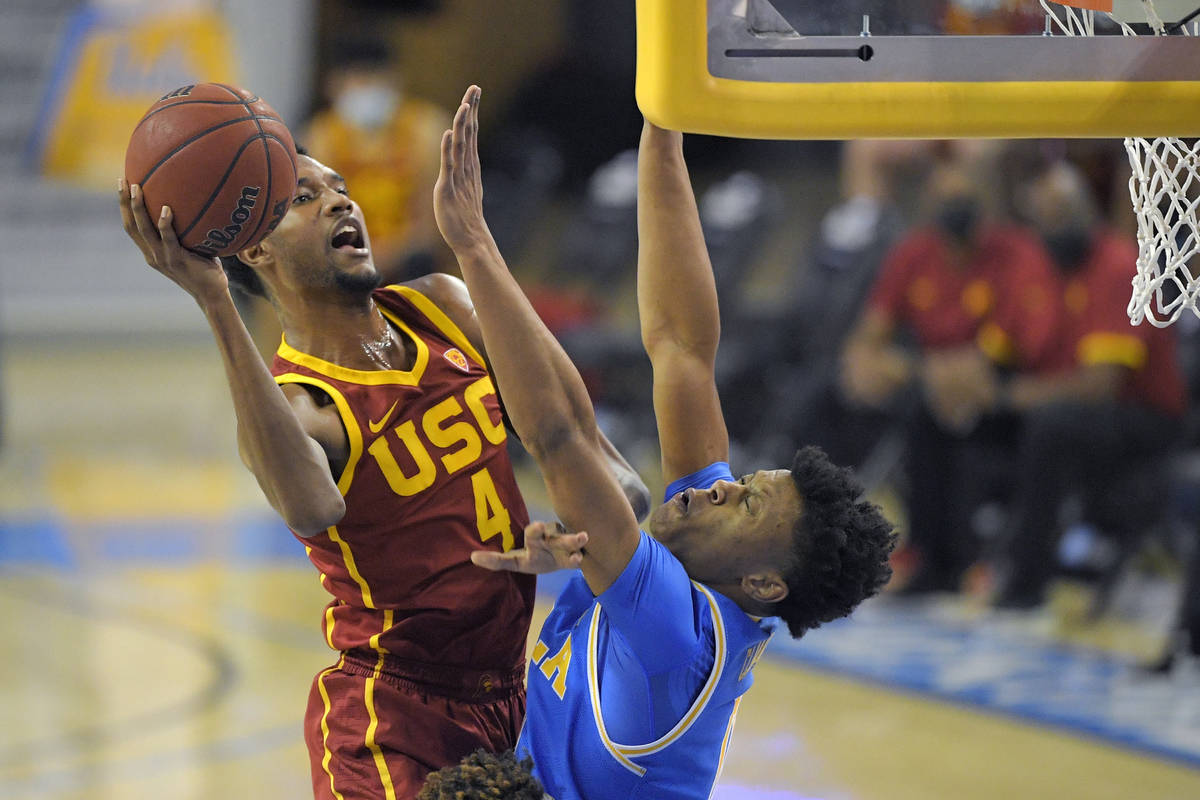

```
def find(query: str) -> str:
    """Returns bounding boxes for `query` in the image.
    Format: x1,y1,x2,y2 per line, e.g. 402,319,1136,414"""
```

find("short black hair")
216,144,310,298
417,749,546,800
774,446,897,638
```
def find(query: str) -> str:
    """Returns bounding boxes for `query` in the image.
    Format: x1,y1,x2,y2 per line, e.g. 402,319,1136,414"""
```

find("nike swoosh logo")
368,400,400,434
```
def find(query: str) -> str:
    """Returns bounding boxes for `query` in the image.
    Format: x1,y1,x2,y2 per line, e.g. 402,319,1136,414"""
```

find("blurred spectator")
303,33,451,283
840,161,1061,593
942,0,1044,34
537,149,652,454
821,139,1006,260
989,162,1187,610
814,140,927,275
780,140,1004,471
499,54,642,191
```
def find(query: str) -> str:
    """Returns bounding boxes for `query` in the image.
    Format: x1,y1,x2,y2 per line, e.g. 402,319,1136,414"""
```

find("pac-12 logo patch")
444,348,469,372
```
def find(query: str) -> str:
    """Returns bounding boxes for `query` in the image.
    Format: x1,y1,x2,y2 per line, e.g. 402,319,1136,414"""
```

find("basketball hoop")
1045,1,1200,326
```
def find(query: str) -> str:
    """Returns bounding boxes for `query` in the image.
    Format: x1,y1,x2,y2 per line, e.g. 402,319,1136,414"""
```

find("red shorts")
304,650,525,800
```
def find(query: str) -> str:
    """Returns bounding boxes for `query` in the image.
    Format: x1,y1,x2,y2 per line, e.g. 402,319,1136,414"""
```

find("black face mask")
936,197,981,244
1042,227,1094,271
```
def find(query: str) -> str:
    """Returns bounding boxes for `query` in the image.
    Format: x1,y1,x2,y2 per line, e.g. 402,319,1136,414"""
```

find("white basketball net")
1043,1,1200,326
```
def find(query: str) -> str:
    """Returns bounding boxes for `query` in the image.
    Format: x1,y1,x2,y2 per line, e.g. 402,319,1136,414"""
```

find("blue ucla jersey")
518,463,777,800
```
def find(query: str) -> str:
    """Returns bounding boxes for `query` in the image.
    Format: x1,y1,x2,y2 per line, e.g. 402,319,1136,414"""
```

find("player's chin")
645,502,677,540
332,260,382,293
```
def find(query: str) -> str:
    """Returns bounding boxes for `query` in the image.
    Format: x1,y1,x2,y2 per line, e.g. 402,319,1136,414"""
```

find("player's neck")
280,297,415,372
706,580,771,618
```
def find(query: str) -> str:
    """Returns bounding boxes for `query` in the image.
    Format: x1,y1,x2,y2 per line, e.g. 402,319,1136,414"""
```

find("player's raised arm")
434,86,640,594
118,182,346,535
636,122,730,484
407,271,652,520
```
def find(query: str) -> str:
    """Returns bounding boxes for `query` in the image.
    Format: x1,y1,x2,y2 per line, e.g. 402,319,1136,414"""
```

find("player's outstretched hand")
118,178,228,304
433,85,492,254
470,521,589,575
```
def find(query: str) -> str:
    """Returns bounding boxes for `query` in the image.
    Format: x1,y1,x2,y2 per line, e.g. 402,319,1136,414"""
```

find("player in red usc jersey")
117,147,647,799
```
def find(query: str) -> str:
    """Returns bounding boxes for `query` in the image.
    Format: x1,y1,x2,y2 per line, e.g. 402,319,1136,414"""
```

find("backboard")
635,0,1200,139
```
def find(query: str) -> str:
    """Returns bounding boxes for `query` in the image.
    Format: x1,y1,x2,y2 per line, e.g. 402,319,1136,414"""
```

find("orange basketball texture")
125,83,298,258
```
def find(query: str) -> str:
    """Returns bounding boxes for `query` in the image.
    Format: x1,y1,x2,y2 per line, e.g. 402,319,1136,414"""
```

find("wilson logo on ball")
124,82,299,258
158,85,195,101
192,186,260,257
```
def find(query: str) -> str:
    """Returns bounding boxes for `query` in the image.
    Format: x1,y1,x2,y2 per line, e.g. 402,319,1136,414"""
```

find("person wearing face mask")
987,161,1187,611
304,33,451,284
841,160,1062,595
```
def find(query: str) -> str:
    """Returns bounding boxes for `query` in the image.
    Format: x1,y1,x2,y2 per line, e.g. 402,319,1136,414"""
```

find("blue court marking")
0,513,307,566
95,519,208,560
768,597,1200,770
231,514,307,561
0,518,75,567
713,789,822,800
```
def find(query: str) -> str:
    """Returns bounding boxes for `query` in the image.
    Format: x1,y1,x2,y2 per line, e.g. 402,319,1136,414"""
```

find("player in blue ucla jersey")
430,87,897,800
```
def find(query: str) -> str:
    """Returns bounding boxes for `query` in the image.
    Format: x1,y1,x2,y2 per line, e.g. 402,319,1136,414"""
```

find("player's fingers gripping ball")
124,83,298,258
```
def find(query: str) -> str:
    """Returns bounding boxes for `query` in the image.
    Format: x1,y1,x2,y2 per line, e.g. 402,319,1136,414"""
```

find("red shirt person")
842,164,1062,422
841,163,1063,593
864,224,1059,369
993,162,1187,609
1041,229,1186,418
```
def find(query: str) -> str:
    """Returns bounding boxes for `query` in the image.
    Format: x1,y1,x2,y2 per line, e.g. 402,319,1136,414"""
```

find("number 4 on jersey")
471,467,512,551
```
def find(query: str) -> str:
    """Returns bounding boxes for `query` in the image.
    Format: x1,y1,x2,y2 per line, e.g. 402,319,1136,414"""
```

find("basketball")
124,83,299,258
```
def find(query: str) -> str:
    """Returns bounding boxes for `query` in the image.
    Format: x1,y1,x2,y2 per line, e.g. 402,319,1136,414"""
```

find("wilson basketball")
124,83,299,258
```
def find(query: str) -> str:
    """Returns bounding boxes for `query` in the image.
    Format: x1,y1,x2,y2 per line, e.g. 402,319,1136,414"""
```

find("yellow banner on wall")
35,6,237,189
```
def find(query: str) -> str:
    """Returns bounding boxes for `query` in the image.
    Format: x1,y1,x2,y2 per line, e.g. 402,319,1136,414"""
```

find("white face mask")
335,84,399,130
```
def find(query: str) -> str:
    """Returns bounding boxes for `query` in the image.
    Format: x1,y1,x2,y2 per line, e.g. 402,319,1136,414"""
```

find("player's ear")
741,571,788,604
237,240,271,270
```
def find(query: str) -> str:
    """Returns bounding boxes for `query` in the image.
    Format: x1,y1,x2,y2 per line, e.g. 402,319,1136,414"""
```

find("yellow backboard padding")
635,0,1200,139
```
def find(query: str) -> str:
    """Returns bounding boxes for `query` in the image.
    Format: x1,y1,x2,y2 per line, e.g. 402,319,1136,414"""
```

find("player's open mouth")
676,491,690,515
330,219,366,252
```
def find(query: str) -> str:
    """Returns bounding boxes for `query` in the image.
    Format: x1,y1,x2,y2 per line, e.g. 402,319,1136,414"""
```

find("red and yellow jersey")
1049,230,1187,417
868,226,1062,371
271,285,534,673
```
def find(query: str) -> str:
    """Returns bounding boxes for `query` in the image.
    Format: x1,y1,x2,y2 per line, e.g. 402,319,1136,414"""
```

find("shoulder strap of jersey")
381,284,487,370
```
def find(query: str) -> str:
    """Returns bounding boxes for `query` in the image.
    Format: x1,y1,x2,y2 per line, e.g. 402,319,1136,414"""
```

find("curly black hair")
773,445,897,638
216,144,309,299
417,749,546,800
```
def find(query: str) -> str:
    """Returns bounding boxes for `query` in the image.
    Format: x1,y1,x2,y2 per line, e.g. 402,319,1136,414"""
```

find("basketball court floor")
2,337,1199,800
4,0,1200,796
